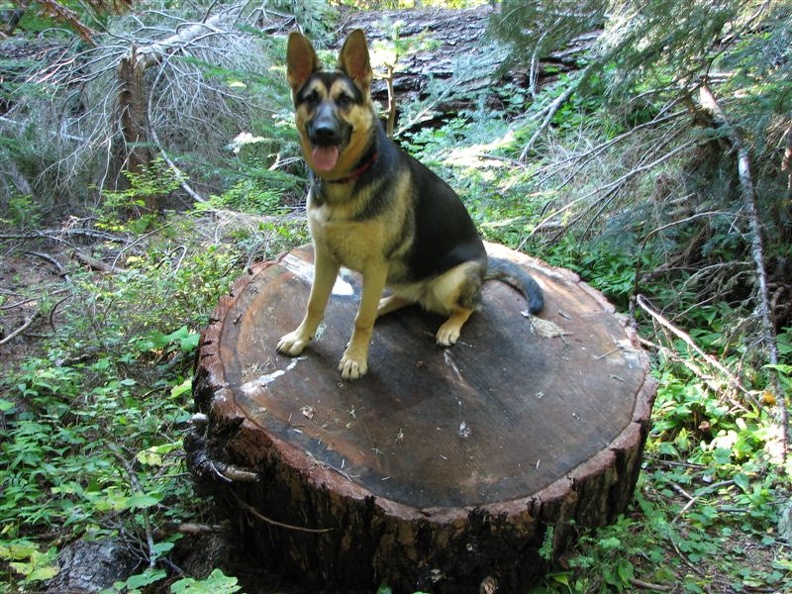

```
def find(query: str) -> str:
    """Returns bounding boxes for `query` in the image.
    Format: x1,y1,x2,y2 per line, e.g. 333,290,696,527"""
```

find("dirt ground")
0,245,70,366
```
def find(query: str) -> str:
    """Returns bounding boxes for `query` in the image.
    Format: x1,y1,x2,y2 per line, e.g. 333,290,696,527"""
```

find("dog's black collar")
326,152,378,184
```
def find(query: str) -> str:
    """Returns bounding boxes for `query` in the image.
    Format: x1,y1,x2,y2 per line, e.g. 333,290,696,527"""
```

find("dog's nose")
311,105,341,145
313,122,338,144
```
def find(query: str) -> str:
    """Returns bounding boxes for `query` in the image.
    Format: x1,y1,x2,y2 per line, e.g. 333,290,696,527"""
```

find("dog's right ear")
286,32,321,93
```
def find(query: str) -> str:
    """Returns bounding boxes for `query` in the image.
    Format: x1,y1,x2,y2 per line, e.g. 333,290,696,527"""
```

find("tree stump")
187,243,656,594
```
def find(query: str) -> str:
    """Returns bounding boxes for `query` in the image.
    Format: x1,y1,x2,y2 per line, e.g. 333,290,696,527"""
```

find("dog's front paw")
338,351,368,380
277,330,311,356
435,322,461,347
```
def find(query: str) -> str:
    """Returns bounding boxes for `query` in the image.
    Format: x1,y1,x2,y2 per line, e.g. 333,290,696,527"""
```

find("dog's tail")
485,257,544,314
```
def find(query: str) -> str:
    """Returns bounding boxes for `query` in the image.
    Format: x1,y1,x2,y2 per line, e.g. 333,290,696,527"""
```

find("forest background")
0,0,790,593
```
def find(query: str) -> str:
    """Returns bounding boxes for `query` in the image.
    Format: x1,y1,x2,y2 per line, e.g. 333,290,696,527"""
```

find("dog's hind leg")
421,261,484,346
436,308,474,346
376,294,413,318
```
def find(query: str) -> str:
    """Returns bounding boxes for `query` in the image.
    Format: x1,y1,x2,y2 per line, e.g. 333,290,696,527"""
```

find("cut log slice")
188,242,656,594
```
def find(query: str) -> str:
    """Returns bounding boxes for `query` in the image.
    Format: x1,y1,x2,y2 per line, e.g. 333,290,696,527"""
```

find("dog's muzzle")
307,104,352,171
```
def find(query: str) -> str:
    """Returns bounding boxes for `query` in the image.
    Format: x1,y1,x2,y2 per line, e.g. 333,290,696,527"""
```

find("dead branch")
782,123,792,192
699,82,788,461
209,460,259,483
72,250,127,274
111,448,158,570
35,0,98,45
145,53,206,204
135,9,239,70
47,294,71,333
628,577,672,592
521,137,695,247
394,80,458,137
25,250,69,281
519,63,593,162
0,311,40,345
637,335,724,400
385,60,396,138
635,294,760,409
178,522,223,534
531,105,687,183
0,228,125,243
0,298,36,311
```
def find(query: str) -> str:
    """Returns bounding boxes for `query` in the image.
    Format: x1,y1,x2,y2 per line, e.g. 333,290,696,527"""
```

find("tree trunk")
116,47,157,212
187,243,656,594
340,5,591,133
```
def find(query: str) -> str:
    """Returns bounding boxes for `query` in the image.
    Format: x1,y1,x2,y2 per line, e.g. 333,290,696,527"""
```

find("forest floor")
0,230,305,593
2,220,787,594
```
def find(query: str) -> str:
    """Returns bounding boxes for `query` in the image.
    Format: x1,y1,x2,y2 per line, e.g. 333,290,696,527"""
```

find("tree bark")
116,47,157,211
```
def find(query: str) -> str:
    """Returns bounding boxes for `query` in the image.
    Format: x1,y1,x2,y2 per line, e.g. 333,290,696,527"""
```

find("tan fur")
277,30,487,380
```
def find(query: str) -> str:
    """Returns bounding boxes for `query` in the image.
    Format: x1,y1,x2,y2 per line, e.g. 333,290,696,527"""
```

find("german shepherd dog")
277,29,543,380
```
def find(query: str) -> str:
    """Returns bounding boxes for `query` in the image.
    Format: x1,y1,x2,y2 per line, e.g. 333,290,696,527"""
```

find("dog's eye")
336,93,353,108
304,90,320,107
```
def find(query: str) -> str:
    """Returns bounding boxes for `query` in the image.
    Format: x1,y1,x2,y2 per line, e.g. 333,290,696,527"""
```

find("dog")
277,29,544,380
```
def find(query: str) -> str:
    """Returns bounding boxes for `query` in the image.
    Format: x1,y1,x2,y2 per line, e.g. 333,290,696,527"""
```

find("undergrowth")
0,222,226,590
0,200,305,593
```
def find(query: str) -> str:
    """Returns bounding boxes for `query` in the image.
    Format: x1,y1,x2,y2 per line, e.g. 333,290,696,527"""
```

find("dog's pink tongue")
312,146,339,172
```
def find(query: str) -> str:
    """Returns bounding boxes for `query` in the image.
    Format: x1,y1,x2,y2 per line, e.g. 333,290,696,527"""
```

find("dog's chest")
307,201,388,271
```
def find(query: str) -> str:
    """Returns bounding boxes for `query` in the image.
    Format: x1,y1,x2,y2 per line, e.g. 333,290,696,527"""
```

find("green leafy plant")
0,195,43,231
103,568,167,594
170,568,242,593
0,540,60,587
96,157,184,232
0,210,244,590
1,2,791,593
203,179,286,215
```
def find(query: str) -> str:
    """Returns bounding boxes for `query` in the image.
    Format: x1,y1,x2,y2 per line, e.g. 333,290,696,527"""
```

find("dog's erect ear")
286,32,321,93
338,29,372,93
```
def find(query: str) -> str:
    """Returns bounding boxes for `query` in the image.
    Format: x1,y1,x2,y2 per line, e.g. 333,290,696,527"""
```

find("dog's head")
286,30,376,177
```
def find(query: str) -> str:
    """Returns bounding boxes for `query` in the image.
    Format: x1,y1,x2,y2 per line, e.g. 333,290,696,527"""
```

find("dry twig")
25,250,69,281
111,448,158,570
628,577,671,592
238,499,332,534
519,63,593,162
72,250,126,274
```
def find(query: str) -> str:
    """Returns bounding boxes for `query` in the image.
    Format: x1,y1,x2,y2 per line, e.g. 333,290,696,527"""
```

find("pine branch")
35,0,98,45
521,136,695,246
518,63,593,162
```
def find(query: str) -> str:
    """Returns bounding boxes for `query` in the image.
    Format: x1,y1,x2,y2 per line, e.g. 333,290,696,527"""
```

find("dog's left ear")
338,29,373,93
